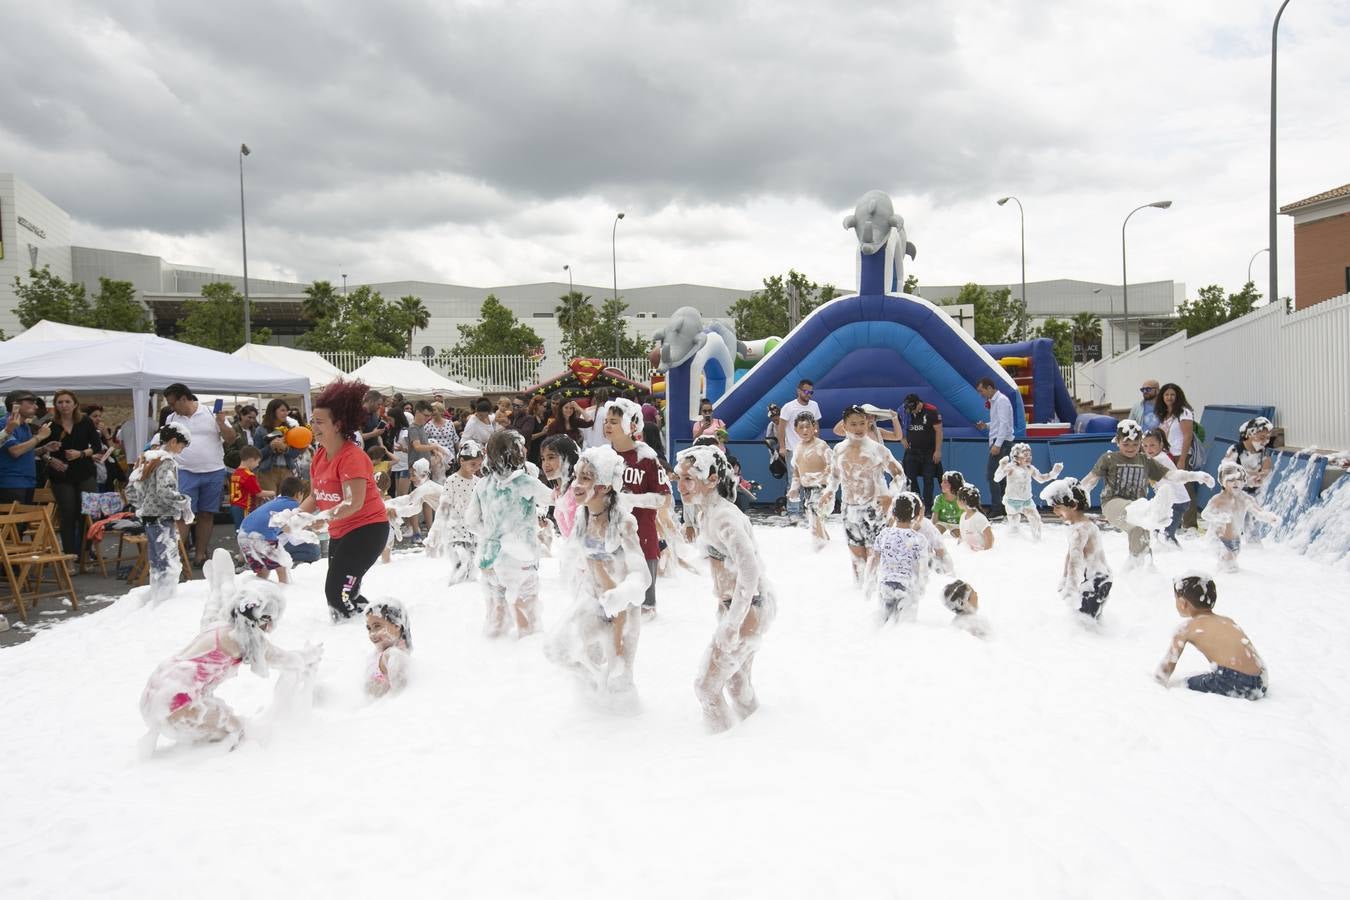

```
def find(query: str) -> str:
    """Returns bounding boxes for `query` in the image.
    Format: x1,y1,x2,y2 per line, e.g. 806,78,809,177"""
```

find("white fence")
1072,293,1350,449
320,351,652,394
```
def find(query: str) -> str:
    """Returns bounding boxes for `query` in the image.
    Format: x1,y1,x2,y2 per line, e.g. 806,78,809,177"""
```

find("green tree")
11,266,90,329
1070,312,1102,362
396,295,431,355
448,294,544,356
87,277,153,332
555,290,597,359
572,296,649,358
298,284,406,356
946,283,1028,344
1175,282,1262,337
903,273,919,294
178,281,271,351
728,270,838,340
1035,317,1074,366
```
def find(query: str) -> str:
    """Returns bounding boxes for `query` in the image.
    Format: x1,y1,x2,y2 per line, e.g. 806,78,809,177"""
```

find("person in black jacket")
45,389,103,561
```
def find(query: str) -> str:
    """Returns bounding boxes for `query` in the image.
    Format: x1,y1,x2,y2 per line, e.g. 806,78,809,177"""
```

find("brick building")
1280,183,1350,310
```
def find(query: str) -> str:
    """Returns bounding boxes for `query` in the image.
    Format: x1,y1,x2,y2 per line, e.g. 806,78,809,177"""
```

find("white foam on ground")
3,520,1348,898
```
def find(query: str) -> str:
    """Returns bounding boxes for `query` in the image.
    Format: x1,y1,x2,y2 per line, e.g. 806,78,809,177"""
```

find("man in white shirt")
164,382,236,566
974,377,1015,517
775,379,822,520
461,398,500,446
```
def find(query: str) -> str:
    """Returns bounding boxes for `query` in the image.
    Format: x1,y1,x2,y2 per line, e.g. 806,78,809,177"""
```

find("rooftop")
1280,183,1350,215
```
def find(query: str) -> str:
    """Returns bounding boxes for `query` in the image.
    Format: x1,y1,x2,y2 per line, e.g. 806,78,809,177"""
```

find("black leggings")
324,521,388,618
52,477,95,559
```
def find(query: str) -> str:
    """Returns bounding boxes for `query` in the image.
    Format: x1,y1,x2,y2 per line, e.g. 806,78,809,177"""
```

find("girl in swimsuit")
675,444,777,733
544,446,650,698
139,582,321,750
365,598,412,698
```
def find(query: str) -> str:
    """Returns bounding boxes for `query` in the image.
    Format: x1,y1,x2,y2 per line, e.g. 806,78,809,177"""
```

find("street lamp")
1269,0,1293,311
996,196,1026,338
239,143,252,344
612,212,625,357
1121,200,1172,350
341,273,348,296
1248,248,1269,288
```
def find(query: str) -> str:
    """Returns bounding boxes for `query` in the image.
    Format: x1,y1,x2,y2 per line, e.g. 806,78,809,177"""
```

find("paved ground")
0,526,241,649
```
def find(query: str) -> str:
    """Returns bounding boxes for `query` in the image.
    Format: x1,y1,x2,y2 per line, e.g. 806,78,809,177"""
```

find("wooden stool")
125,534,196,586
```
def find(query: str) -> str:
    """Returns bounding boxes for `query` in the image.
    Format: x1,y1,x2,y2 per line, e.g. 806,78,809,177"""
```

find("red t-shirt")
229,469,262,513
310,441,388,539
618,445,670,560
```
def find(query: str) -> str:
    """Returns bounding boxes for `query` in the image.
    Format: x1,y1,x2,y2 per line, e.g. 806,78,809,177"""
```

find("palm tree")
302,280,340,323
1070,312,1102,362
397,295,430,356
554,290,594,358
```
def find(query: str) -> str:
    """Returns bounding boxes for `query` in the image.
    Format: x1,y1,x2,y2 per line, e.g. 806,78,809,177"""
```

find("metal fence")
319,351,652,394
1071,293,1350,449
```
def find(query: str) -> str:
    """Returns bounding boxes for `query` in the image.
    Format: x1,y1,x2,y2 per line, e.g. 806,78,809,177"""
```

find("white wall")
0,174,75,337
1072,294,1350,449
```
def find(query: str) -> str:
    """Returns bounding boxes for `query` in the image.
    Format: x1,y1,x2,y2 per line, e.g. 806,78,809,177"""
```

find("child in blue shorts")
1155,573,1267,700
993,442,1061,541
237,477,317,583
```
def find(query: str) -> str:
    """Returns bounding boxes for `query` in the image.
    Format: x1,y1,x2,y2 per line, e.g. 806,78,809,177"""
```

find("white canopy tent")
348,357,479,400
7,320,133,343
0,332,311,460
230,343,345,390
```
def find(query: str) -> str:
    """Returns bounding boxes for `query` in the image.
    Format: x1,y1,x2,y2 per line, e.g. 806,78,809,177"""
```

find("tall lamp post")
239,143,252,343
1121,200,1172,351
1270,0,1293,310
1248,248,1269,288
996,196,1026,338
341,273,348,296
612,212,625,357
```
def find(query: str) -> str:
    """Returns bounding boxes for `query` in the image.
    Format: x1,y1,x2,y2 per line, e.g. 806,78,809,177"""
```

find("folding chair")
0,509,79,623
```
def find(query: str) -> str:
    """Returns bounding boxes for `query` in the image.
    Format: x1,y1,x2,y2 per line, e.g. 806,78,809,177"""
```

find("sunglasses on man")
800,388,814,396
1139,386,1157,394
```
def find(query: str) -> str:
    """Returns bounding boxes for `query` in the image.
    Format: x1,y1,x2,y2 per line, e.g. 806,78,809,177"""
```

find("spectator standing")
899,393,944,511
691,399,726,440
1156,382,1199,527
0,390,52,505
252,399,300,495
776,380,822,520
164,382,235,567
223,404,259,470
974,377,1014,517
514,395,546,465
424,402,460,478
1130,380,1161,432
45,389,104,563
461,398,500,447
545,399,585,444
359,390,389,448
580,388,612,449
641,403,666,461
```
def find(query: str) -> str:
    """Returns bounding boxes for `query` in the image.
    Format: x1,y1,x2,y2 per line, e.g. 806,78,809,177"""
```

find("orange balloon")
285,425,314,449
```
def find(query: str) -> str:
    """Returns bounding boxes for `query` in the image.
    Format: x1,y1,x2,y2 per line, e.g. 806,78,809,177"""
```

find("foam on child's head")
892,492,919,522
957,484,981,507
458,438,484,459
412,458,430,476
676,443,737,500
367,596,413,649
1219,461,1247,487
1040,476,1087,510
1239,416,1273,440
943,579,974,613
942,470,965,490
1173,571,1217,609
1011,442,1032,461
1115,419,1143,443
793,411,818,428
484,430,526,475
578,445,627,491
603,398,644,436
899,490,924,518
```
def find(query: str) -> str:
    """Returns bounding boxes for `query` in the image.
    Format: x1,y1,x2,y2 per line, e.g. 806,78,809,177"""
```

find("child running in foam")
931,470,964,537
676,444,776,733
942,579,989,637
544,446,651,699
1042,478,1112,620
786,411,836,549
1202,462,1280,573
956,485,993,551
539,434,581,540
604,398,672,619
426,439,484,584
126,423,195,605
868,493,931,623
466,430,554,638
1138,429,1190,546
993,443,1062,540
365,598,412,698
833,405,901,586
140,583,321,750
1155,573,1267,700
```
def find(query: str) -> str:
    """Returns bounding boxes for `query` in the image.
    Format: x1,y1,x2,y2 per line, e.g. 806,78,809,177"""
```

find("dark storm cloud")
0,0,1079,240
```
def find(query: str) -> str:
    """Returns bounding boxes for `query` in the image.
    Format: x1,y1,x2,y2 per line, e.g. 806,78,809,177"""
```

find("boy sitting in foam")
956,485,993,551
1155,573,1267,700
993,442,1062,540
942,579,989,638
1202,462,1280,573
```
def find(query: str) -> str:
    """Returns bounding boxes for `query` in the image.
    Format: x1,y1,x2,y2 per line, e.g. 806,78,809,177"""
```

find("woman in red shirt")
300,380,391,620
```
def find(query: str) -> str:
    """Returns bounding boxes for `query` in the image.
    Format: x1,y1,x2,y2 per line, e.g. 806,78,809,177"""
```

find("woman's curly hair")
312,379,370,440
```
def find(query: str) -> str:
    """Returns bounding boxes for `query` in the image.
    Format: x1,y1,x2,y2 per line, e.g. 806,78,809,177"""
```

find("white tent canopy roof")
230,343,345,390
0,329,310,459
7,320,132,343
347,357,479,400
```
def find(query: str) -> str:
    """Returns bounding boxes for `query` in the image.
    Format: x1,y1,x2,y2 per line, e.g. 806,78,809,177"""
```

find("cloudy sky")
3,0,1347,305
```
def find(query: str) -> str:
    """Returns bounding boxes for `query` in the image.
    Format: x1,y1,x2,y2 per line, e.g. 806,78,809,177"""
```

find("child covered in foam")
1155,572,1267,700
993,442,1062,540
786,411,836,550
425,439,485,584
539,434,581,540
544,446,651,698
125,423,196,605
867,492,931,624
141,556,321,750
1042,477,1112,620
1202,462,1280,573
942,579,989,638
365,598,412,698
676,444,777,733
902,491,954,575
466,430,555,638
